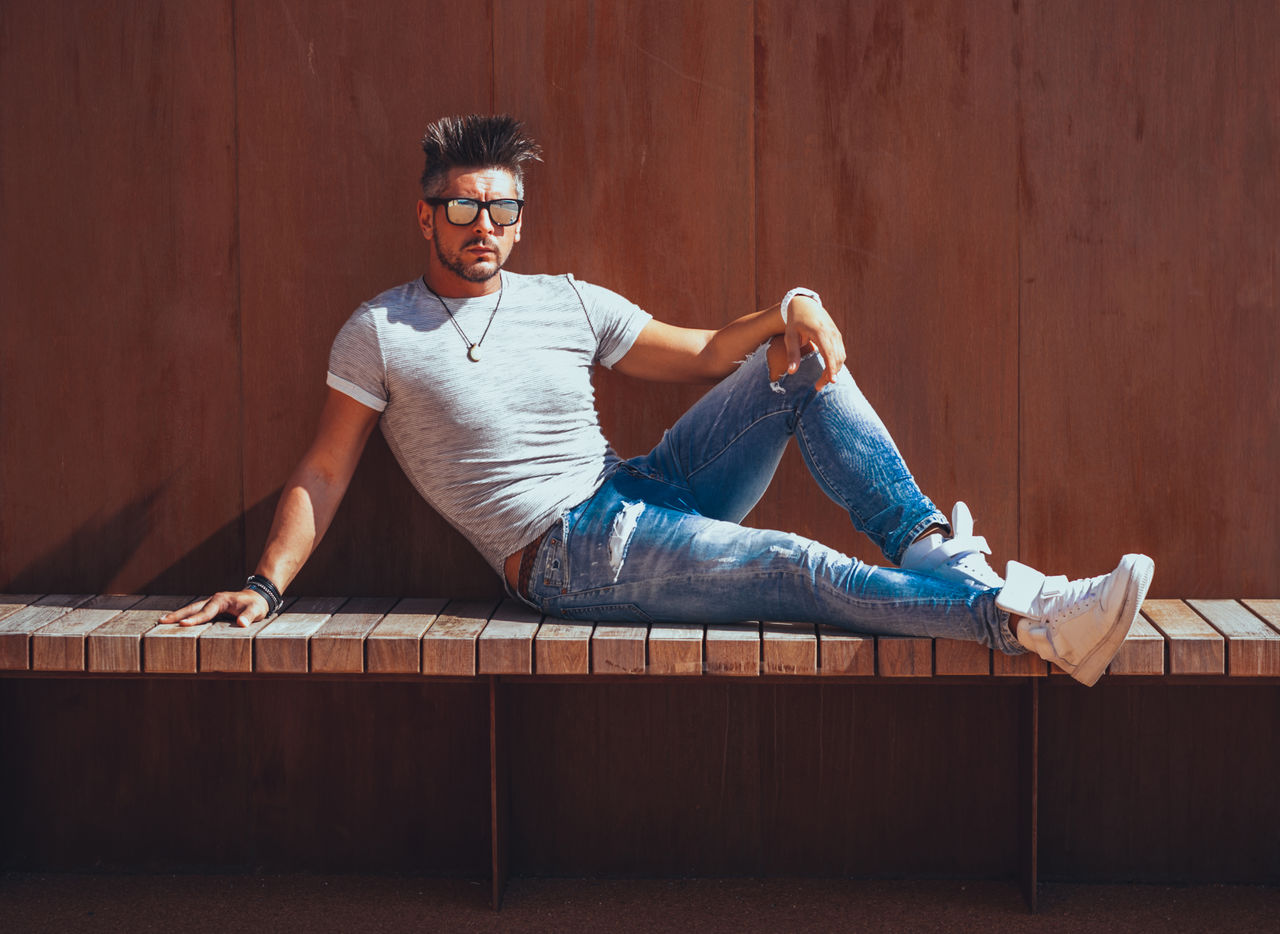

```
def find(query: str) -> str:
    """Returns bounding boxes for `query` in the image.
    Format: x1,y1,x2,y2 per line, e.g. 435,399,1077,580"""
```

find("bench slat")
32,594,143,671
254,596,347,673
995,650,1048,677
762,621,817,675
705,622,760,676
479,599,541,675
310,596,398,673
817,627,874,676
0,595,43,624
1188,599,1280,677
592,624,647,674
0,595,94,669
934,638,991,676
1142,600,1224,675
647,622,703,675
198,600,294,673
1107,614,1166,675
1244,600,1280,635
85,596,191,672
366,597,447,674
877,636,932,677
535,620,593,675
145,615,214,674
422,600,497,676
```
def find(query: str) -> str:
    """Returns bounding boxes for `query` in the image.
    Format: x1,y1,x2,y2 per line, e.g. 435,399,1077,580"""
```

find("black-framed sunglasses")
425,197,525,227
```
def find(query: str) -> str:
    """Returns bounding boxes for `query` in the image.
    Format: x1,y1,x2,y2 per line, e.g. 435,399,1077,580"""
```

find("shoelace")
1036,574,1106,624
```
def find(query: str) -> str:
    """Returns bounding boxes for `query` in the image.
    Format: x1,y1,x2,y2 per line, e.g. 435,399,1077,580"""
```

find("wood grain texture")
752,0,1018,568
591,625,647,675
1107,613,1166,676
366,597,447,674
534,620,593,676
144,620,210,674
0,1,241,595
934,638,992,676
1017,1,1280,595
495,0,754,463
86,596,191,672
422,601,496,677
0,595,93,669
1142,600,1224,675
994,650,1049,678
647,623,703,676
198,600,293,674
1243,600,1280,633
255,597,347,673
310,596,398,674
31,594,143,671
1188,599,1280,677
0,596,41,623
762,622,817,676
705,623,760,677
877,637,933,678
818,628,875,677
479,600,541,675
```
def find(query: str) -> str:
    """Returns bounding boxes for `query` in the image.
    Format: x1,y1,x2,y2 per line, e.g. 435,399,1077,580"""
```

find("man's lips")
466,240,498,255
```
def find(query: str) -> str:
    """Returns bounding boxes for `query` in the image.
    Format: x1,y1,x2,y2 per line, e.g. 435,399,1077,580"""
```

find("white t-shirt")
326,272,651,572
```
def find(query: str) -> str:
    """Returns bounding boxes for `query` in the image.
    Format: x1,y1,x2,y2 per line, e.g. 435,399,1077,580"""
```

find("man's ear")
416,200,434,241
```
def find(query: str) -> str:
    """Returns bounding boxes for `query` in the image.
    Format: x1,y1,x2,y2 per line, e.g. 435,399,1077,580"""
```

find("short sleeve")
326,304,388,412
572,278,653,369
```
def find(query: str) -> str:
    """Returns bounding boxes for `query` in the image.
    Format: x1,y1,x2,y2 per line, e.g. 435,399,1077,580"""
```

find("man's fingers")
176,597,222,627
159,597,207,625
784,327,803,374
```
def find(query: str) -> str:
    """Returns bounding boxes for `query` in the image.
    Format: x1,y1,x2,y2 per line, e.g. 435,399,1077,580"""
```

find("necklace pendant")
467,343,482,362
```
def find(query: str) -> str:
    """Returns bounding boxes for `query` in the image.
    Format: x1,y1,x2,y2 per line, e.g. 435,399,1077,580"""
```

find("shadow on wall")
1,484,243,597
3,439,503,600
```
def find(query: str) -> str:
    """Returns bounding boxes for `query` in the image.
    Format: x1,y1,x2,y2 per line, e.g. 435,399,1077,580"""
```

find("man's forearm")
697,305,785,377
254,463,351,592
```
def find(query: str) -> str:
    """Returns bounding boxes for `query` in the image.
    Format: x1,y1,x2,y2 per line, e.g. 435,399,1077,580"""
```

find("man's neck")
422,264,502,299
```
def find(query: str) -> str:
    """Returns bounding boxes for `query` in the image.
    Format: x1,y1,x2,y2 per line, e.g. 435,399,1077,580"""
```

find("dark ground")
2,874,1277,933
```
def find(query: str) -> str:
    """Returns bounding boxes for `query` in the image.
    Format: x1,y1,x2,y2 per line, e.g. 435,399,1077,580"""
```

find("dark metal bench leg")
490,676,510,910
1019,678,1040,912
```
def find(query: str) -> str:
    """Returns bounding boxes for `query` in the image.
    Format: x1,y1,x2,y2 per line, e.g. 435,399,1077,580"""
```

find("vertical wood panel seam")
1013,8,1024,566
231,0,248,576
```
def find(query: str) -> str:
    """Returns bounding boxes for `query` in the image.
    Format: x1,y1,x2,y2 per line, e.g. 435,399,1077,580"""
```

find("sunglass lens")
489,201,520,226
445,200,480,225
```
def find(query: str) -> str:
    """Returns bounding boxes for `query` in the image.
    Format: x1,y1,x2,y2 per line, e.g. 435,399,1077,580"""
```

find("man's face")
417,167,522,290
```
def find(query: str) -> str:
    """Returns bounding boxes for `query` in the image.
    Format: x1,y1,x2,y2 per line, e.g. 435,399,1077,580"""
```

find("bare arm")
160,388,380,627
613,294,845,389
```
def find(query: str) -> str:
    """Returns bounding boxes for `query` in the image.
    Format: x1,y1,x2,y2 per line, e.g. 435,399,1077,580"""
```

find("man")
165,114,1153,686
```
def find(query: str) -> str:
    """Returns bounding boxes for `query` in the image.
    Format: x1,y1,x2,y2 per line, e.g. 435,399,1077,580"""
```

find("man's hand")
783,294,846,391
159,590,271,628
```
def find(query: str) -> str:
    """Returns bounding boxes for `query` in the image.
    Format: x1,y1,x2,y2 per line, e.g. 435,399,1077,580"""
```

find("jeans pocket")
557,603,654,624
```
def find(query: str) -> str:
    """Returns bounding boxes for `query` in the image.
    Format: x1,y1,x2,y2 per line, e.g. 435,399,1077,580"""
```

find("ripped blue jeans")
520,342,1020,653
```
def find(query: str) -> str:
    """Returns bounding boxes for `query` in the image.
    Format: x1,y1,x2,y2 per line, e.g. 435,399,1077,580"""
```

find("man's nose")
472,206,497,235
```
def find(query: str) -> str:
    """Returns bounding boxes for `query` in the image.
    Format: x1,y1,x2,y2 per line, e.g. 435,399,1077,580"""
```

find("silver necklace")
423,276,503,362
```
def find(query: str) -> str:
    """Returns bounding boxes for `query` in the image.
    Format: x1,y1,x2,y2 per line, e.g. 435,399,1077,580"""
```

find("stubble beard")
435,235,505,284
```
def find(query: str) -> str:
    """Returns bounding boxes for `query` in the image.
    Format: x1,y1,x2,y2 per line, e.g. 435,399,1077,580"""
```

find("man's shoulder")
360,278,425,313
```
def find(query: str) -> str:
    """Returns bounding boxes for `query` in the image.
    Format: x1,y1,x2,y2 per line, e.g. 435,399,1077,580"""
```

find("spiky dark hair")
419,114,543,198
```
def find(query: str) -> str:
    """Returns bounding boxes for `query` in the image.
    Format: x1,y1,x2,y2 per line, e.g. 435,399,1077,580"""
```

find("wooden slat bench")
2,592,1277,909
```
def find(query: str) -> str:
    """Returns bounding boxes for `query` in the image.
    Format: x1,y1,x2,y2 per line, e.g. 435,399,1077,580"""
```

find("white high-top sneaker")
900,502,1005,589
996,554,1155,686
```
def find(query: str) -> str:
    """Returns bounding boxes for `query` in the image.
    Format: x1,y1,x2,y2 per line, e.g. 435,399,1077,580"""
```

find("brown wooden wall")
3,0,1276,599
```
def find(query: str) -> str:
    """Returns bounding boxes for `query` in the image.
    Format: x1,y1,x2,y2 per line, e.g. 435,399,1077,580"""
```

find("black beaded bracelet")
245,574,284,616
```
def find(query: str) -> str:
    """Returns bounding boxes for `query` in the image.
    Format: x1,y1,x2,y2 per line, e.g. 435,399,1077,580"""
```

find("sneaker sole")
1070,554,1155,686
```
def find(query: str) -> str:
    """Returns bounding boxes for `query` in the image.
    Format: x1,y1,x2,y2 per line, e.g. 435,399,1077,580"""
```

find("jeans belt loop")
516,531,545,600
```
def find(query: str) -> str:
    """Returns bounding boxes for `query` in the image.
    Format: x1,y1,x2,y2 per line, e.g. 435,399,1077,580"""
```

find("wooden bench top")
1,594,1277,679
